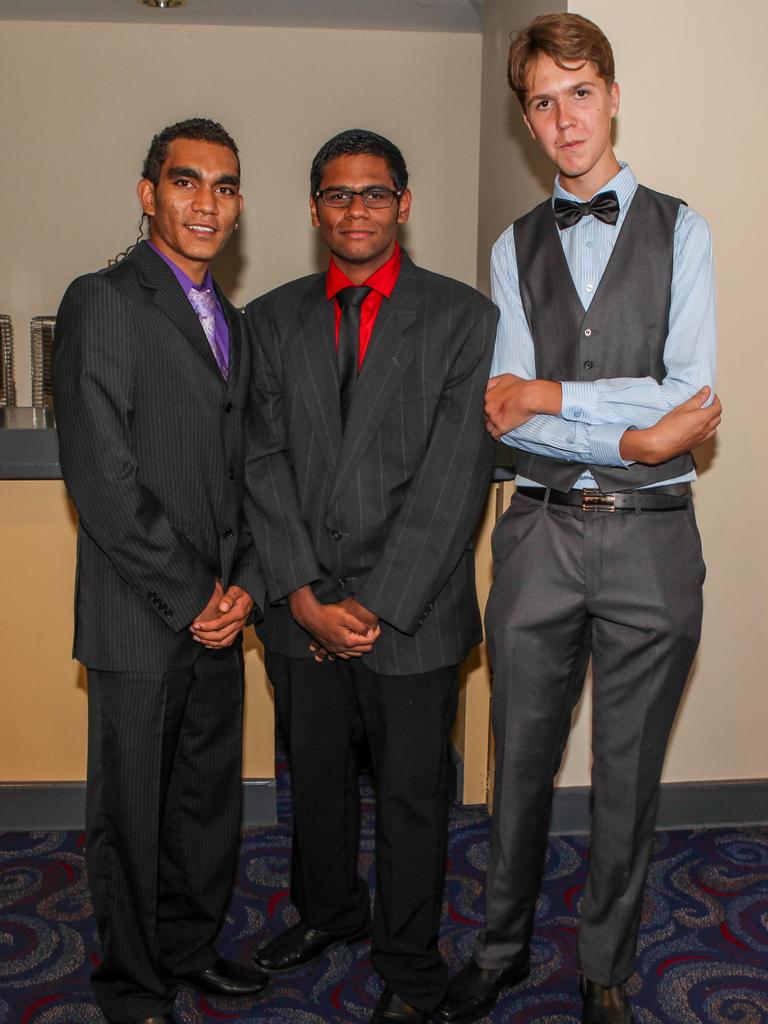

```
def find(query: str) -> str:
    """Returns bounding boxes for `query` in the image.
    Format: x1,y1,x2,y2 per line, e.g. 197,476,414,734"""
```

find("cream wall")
3,6,766,794
0,20,482,406
551,0,767,784
0,19,482,784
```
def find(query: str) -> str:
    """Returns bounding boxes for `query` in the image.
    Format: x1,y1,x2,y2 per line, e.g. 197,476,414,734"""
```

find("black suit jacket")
244,252,498,675
53,241,263,672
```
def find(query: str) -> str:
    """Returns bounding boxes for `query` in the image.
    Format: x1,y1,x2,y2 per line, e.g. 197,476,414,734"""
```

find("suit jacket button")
335,577,347,590
225,402,233,413
222,528,233,539
584,360,594,370
331,530,342,541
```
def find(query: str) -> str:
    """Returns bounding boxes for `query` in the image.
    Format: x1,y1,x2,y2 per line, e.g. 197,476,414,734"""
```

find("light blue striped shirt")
490,163,717,488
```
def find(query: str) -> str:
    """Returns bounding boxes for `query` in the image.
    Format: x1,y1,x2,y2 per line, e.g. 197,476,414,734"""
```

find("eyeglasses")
315,187,402,209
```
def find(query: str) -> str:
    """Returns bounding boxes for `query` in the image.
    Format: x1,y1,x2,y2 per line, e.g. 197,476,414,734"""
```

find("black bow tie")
553,190,620,229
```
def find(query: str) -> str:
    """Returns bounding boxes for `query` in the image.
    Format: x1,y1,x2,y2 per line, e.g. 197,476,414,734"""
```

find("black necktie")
553,190,620,229
336,286,371,427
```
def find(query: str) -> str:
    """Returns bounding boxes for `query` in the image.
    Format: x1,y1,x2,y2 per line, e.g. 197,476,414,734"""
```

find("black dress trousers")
85,646,244,1022
267,651,459,1011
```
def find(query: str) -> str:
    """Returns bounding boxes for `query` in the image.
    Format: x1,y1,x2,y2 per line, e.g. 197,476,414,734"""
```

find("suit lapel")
130,242,222,376
328,257,419,505
289,277,342,478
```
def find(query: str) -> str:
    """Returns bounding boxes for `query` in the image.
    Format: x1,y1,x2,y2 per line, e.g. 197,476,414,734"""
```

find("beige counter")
0,479,275,786
0,477,493,804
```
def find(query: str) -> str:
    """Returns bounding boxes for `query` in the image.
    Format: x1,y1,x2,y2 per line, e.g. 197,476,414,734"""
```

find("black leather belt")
516,484,691,512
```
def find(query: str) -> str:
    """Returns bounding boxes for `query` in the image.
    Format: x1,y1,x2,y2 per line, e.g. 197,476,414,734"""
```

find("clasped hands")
188,579,380,659
191,579,254,649
289,585,380,662
484,373,722,463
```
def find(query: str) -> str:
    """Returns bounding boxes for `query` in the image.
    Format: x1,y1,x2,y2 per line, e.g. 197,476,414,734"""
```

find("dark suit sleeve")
53,273,216,631
222,308,266,615
355,303,498,635
243,301,322,602
229,517,265,617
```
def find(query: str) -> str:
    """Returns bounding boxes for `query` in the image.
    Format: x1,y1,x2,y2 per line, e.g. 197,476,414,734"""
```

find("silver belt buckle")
581,488,615,512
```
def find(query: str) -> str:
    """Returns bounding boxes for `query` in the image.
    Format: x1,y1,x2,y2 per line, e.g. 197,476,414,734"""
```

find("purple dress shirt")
147,241,230,376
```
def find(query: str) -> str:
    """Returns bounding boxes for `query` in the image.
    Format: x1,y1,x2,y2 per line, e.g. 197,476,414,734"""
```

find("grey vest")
510,185,694,491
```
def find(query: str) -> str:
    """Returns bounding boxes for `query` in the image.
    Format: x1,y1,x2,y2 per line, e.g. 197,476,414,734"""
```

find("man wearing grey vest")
432,14,721,1024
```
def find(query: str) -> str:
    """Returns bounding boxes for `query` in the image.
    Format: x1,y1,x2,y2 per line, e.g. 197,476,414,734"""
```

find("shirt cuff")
561,380,598,422
590,422,635,467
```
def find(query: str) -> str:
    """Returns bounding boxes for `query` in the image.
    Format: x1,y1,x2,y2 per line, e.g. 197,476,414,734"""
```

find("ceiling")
0,0,483,32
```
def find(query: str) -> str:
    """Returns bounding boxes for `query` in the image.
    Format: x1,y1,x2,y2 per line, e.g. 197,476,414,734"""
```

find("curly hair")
141,117,239,183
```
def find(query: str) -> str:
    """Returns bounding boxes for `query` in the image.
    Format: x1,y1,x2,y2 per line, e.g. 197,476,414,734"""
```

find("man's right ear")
137,178,156,218
309,193,320,228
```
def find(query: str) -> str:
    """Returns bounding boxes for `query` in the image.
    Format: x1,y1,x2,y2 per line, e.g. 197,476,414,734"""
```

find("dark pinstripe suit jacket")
53,241,263,673
244,252,498,675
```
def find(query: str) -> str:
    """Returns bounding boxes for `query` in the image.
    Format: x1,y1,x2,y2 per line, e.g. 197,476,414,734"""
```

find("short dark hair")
310,129,408,195
508,13,615,110
141,117,240,184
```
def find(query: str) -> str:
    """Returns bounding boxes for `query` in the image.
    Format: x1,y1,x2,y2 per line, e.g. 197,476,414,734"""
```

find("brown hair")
507,13,615,109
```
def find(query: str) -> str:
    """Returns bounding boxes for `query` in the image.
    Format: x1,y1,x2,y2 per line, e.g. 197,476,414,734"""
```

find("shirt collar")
326,242,402,301
552,161,637,212
147,240,215,295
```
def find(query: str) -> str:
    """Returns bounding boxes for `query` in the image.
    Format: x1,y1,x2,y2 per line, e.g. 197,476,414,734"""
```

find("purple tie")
188,287,228,378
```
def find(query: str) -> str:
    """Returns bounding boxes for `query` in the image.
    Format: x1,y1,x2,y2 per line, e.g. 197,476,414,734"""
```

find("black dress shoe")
371,987,426,1022
176,957,268,997
580,977,634,1024
253,918,372,973
429,957,530,1024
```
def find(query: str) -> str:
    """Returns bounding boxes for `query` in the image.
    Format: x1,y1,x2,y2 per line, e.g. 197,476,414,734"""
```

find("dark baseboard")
0,778,277,832
1,777,765,835
515,779,768,835
243,778,277,827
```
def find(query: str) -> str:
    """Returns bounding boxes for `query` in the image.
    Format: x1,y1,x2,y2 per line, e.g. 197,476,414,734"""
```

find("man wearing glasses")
244,129,498,1023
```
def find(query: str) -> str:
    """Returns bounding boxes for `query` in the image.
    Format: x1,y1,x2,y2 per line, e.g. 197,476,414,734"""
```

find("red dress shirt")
326,243,402,369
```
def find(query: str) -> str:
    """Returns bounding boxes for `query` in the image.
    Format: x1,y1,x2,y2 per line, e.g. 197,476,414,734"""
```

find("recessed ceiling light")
138,0,187,9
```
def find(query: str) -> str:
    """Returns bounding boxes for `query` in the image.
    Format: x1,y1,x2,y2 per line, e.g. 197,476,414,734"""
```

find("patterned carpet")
2,765,767,1023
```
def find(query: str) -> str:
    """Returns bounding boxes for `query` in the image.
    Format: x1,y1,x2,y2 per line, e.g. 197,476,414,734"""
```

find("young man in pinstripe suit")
53,119,267,1024
244,130,498,1023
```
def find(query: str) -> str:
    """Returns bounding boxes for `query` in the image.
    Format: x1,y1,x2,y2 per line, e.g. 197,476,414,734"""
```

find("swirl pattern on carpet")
1,778,766,1022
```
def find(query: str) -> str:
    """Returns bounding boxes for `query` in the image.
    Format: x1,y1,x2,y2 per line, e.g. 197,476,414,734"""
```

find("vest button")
584,328,592,337
584,360,594,370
